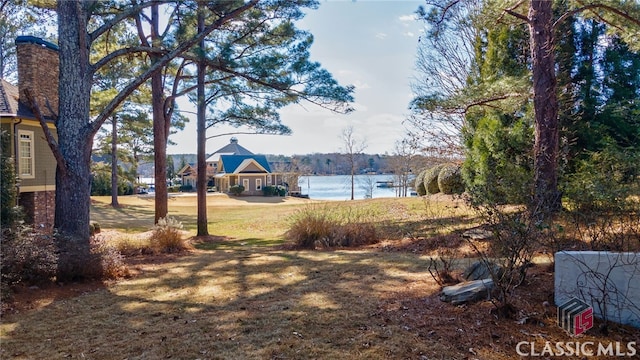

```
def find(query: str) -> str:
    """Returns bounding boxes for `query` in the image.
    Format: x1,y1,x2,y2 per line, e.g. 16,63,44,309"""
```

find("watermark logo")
557,298,593,336
516,298,635,357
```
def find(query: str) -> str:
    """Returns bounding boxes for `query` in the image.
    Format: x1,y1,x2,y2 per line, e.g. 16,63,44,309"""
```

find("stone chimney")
16,36,59,119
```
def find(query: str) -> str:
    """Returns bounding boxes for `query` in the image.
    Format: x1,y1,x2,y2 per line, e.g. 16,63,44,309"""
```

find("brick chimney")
15,36,59,119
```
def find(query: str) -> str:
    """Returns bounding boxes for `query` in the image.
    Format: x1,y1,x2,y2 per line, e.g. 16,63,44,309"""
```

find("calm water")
298,175,406,200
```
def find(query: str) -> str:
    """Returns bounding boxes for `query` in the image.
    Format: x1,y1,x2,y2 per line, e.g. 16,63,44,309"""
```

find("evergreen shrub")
424,164,446,194
414,169,427,196
438,164,465,194
229,185,244,196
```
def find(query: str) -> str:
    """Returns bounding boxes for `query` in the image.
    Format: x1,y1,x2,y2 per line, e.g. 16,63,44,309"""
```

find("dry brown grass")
1,195,638,359
2,245,637,359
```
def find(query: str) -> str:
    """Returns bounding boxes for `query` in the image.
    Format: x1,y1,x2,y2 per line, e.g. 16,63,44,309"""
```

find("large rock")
440,279,494,305
462,228,493,240
463,261,503,281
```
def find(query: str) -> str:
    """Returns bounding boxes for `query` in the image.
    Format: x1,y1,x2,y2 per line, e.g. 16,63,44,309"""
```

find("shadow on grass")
90,202,155,232
194,237,286,250
4,240,638,359
0,245,445,359
224,195,289,204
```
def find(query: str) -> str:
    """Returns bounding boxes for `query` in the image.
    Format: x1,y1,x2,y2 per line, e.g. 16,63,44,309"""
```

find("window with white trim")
267,176,272,185
256,178,262,190
18,130,35,179
242,178,249,191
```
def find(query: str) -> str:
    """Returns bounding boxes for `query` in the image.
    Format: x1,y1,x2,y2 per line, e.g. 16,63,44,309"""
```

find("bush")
462,114,533,205
424,164,446,194
111,235,153,256
1,226,58,290
1,130,22,228
90,236,129,279
285,206,379,249
89,221,101,236
150,217,189,253
277,186,287,196
262,185,278,196
90,166,137,196
119,181,134,196
180,184,193,192
562,146,640,251
229,184,245,196
285,208,334,248
438,164,465,195
324,222,378,247
168,185,180,193
414,169,427,196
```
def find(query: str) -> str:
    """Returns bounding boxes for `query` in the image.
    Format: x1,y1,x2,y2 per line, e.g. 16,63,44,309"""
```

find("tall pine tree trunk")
55,0,93,279
150,4,168,223
196,8,209,236
529,0,561,217
111,116,119,207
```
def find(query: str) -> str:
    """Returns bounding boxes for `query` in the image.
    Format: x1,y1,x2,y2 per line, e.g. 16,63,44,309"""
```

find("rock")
440,279,494,305
462,228,493,240
463,261,503,281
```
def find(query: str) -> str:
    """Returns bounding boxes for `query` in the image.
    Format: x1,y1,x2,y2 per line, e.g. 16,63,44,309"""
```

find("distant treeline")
134,153,442,177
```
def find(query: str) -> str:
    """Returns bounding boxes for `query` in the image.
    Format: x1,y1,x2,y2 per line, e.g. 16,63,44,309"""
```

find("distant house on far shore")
177,137,288,195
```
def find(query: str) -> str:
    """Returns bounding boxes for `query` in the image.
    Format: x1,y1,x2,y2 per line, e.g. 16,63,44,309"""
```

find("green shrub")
563,147,639,213
229,184,245,196
90,166,137,196
414,169,427,196
180,184,193,192
150,217,189,253
462,113,533,205
1,226,58,290
262,185,278,196
438,164,465,194
168,185,180,193
277,186,287,196
89,221,101,236
1,130,22,228
424,164,446,194
119,181,134,195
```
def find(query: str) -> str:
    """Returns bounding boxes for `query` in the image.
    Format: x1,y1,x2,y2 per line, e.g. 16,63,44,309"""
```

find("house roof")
220,154,271,174
176,163,196,176
0,78,53,121
0,79,20,116
206,137,253,162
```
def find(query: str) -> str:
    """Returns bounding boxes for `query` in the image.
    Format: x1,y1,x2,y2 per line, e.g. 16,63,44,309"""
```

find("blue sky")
169,0,425,156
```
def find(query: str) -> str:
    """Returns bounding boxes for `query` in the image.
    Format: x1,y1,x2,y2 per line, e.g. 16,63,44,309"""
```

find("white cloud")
375,32,388,40
398,14,418,24
351,102,369,112
404,31,415,37
353,80,371,90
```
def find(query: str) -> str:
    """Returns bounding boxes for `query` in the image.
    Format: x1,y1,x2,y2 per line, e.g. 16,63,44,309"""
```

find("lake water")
140,174,411,200
298,175,408,200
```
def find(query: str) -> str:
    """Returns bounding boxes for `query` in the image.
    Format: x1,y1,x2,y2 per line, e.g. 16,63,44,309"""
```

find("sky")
168,0,425,156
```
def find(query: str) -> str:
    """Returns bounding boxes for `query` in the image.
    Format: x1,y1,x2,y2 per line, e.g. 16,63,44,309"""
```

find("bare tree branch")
22,89,67,174
91,46,167,73
554,2,640,29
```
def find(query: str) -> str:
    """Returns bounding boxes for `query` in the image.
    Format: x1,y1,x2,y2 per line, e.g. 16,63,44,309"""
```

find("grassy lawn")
1,194,637,359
